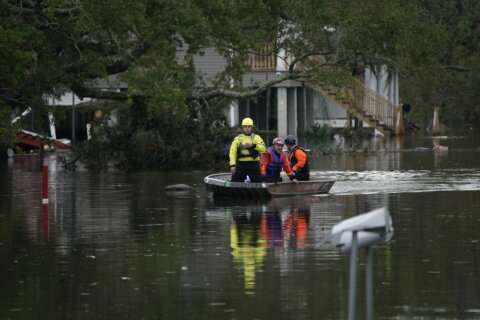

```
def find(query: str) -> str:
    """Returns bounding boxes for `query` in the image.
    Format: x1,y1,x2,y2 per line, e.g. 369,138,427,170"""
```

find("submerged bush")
77,98,233,171
306,123,334,143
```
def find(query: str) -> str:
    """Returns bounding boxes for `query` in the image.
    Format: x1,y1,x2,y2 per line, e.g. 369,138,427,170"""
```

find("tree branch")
193,71,306,101
105,42,151,74
445,65,474,72
6,0,80,16
70,85,129,101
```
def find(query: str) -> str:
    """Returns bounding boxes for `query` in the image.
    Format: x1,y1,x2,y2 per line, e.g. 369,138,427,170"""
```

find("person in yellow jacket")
229,118,266,182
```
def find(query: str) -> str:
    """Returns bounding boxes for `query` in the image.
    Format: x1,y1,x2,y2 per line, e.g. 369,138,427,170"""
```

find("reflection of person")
285,135,310,181
261,211,283,248
260,137,298,183
283,208,310,249
260,204,310,250
229,118,266,182
230,211,266,295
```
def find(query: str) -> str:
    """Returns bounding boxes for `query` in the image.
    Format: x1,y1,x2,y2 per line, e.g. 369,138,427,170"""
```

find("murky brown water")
1,132,479,319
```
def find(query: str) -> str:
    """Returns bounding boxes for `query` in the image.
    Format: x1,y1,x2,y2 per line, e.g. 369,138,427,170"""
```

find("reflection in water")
42,204,49,240
261,204,310,250
262,210,283,249
229,198,314,295
230,210,266,295
282,209,309,249
0,159,13,216
2,132,480,320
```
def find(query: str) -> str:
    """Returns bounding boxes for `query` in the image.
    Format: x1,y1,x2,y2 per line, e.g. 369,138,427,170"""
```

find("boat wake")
313,169,480,195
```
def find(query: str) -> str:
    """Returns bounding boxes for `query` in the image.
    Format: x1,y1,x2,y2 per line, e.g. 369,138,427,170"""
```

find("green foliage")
79,119,112,171
400,0,480,129
306,123,334,143
1,0,477,167
0,105,17,148
78,97,232,170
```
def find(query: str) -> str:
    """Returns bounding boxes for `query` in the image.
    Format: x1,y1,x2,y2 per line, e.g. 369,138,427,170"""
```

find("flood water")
1,132,480,320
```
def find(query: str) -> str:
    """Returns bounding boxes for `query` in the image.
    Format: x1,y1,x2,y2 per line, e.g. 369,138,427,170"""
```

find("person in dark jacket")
285,135,310,181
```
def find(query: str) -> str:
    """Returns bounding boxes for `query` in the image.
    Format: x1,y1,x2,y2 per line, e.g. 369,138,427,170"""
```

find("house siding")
178,47,302,88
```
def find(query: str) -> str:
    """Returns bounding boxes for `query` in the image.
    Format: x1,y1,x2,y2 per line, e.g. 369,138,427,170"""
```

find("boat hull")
204,173,334,197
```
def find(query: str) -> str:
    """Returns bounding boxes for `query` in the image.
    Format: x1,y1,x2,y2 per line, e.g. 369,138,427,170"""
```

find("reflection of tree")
230,211,266,296
0,159,13,223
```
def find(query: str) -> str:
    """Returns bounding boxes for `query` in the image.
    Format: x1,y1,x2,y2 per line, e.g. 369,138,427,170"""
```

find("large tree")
400,0,480,129
0,0,447,166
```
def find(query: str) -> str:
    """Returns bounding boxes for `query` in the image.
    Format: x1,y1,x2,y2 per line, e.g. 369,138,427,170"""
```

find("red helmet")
272,137,284,145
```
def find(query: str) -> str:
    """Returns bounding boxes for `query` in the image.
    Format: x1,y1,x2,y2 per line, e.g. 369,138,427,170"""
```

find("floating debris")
165,184,193,191
166,184,195,198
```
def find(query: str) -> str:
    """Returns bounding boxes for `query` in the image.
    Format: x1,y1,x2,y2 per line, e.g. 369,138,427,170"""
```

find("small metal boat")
204,173,335,197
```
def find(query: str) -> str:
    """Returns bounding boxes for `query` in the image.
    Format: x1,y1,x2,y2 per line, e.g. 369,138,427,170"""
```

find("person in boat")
260,137,298,183
284,135,310,181
229,117,266,183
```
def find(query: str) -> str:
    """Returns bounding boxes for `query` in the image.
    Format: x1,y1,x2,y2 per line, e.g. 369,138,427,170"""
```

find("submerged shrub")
306,123,334,143
78,98,233,170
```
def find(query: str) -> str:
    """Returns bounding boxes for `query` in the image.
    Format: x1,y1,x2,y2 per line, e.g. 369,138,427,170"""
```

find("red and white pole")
42,203,49,239
42,164,49,204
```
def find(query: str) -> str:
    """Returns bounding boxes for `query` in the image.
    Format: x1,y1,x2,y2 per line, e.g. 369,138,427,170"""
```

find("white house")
184,46,399,137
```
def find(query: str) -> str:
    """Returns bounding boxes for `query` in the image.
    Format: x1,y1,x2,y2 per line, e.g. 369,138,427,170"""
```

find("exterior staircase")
308,80,398,136
304,66,401,136
244,51,403,135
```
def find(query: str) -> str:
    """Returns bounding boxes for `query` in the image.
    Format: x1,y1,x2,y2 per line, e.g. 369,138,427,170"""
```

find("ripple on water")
316,169,480,195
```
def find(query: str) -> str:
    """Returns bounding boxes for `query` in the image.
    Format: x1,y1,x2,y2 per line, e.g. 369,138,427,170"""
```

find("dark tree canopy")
1,0,445,111
400,0,480,128
3,0,476,167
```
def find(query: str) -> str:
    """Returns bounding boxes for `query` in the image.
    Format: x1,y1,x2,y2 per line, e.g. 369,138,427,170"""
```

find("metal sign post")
326,207,394,320
348,231,358,320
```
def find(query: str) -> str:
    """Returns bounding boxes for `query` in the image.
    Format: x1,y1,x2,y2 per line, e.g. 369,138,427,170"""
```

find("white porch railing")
361,86,396,129
307,68,399,135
